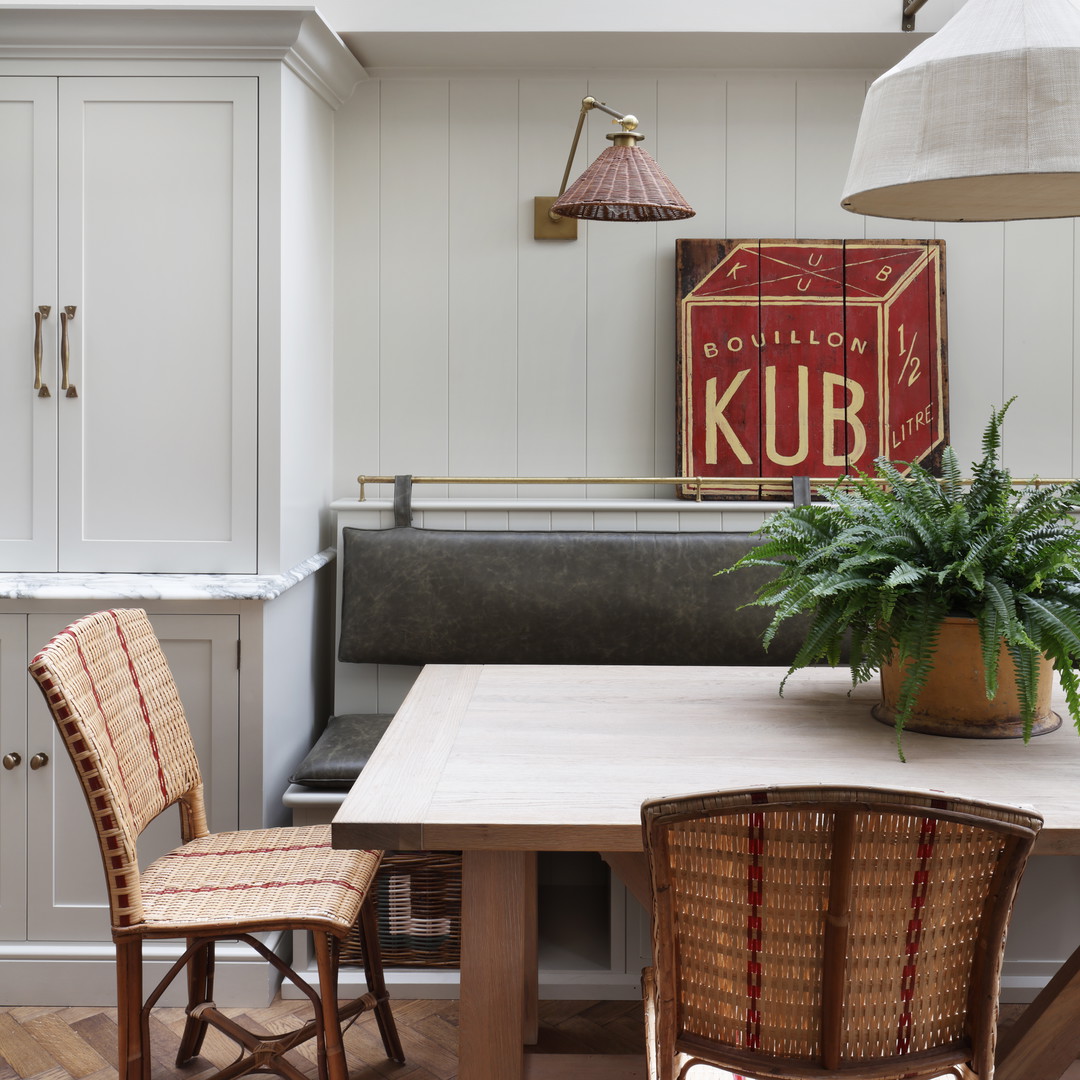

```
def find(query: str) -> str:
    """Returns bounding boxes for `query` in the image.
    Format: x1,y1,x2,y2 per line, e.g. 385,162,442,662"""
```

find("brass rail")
355,474,1079,502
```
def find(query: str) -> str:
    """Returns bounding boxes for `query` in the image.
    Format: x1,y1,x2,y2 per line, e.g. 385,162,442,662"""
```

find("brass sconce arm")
554,97,640,199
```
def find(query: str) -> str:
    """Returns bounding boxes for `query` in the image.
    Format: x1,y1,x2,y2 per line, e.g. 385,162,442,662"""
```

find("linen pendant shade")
842,0,1080,221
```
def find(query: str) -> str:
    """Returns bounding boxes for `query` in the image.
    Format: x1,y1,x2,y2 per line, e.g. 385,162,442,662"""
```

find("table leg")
459,850,530,1080
995,944,1080,1080
524,851,539,1045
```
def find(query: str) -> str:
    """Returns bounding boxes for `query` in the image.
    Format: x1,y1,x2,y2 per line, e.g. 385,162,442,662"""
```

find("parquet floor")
6,998,1080,1080
0,998,646,1080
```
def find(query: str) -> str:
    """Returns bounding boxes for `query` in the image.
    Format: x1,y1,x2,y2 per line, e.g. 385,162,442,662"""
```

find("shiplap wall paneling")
933,222,1005,468
725,74,797,238
333,80,382,500
448,79,519,500
518,78,590,498
379,79,451,498
1075,218,1080,479
1002,219,1074,479
795,77,867,239
583,78,662,498
654,78,727,489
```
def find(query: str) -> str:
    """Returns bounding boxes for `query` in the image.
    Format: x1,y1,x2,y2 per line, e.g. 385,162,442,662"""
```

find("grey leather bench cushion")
289,713,395,789
339,526,805,668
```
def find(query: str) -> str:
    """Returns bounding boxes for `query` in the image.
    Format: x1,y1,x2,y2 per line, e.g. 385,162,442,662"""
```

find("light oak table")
332,664,1080,1080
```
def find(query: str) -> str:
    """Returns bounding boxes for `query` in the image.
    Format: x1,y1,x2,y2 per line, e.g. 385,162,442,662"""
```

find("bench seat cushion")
289,713,395,789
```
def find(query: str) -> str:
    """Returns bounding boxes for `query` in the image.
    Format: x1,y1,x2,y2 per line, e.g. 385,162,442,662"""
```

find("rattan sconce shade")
551,144,695,222
842,0,1080,221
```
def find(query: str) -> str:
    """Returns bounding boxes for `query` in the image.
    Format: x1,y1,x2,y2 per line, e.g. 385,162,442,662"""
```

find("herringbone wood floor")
7,999,1080,1080
0,998,646,1080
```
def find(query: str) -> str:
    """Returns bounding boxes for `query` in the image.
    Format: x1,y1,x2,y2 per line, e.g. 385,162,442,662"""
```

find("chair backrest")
28,608,207,930
641,785,1042,1080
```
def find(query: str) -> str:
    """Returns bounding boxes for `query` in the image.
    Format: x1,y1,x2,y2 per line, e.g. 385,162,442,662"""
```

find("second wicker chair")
28,607,404,1080
641,785,1042,1080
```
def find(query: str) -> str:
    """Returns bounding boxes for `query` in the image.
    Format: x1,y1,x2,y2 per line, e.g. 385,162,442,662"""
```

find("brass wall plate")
534,196,578,240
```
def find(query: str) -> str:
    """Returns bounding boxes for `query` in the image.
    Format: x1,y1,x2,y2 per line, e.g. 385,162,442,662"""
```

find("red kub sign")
676,239,948,499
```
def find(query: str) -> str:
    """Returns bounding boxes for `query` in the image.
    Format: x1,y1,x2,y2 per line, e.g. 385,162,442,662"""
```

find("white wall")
332,68,1080,499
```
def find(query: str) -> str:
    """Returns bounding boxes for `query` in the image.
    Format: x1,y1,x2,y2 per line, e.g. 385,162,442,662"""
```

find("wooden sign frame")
676,238,948,500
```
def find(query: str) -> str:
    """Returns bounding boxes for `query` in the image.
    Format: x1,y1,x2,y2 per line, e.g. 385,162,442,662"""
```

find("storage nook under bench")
284,500,806,998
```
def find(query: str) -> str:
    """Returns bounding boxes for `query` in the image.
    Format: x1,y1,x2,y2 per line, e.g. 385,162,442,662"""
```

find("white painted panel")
277,72,336,569
1002,219,1074,478
0,79,57,571
794,76,866,240
334,81,385,499
378,79,451,497
933,223,1005,468
0,616,27,941
656,78,727,482
725,74,796,238
517,78,589,498
26,612,239,941
584,78,661,497
56,77,258,572
448,79,519,499
1076,218,1080,480
657,78,726,244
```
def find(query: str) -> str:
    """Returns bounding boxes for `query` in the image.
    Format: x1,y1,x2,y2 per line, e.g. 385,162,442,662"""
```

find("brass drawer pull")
2,752,20,771
60,306,77,398
29,752,48,770
34,305,51,398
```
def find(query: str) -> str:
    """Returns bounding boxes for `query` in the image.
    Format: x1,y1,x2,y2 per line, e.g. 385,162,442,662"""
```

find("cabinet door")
0,79,57,571
56,77,258,573
25,612,240,942
0,616,28,941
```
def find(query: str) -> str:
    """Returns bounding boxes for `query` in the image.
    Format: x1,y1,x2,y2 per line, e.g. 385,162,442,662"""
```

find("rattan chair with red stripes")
28,608,404,1080
640,785,1042,1080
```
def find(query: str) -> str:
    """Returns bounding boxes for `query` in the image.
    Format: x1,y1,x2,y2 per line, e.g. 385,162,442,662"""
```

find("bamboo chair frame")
29,608,404,1080
641,785,1042,1080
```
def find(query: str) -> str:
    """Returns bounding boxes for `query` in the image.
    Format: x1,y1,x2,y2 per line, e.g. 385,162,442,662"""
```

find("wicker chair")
28,608,404,1080
640,785,1042,1080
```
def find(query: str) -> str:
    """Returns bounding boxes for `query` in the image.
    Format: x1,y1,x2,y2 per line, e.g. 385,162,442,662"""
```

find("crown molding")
0,5,366,107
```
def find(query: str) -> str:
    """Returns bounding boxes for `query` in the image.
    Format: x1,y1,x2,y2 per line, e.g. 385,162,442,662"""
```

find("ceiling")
340,30,934,74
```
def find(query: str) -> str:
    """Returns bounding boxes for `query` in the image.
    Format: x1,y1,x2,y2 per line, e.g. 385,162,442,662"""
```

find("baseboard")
0,935,284,1008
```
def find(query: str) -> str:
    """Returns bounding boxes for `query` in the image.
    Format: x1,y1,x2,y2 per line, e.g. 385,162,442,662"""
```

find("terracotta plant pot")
871,616,1061,739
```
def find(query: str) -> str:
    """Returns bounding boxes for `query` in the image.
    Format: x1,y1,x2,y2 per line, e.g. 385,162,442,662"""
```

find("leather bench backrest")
339,526,805,667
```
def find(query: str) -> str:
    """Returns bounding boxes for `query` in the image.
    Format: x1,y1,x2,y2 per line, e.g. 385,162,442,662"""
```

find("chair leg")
313,932,349,1080
356,896,405,1064
116,938,148,1080
176,939,216,1066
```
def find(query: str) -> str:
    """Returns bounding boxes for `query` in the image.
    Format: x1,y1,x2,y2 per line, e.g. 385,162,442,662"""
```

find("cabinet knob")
2,753,20,771
29,753,49,771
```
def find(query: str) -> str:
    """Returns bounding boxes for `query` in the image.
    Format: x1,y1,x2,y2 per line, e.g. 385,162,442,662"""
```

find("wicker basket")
341,851,462,968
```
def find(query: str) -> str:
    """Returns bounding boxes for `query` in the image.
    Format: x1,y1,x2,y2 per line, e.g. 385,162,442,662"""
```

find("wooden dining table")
332,663,1080,1080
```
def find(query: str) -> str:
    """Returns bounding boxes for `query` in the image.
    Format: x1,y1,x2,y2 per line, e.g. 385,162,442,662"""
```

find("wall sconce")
842,0,1080,221
534,96,695,240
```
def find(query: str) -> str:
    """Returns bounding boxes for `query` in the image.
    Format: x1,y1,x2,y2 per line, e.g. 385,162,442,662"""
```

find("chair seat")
131,824,379,937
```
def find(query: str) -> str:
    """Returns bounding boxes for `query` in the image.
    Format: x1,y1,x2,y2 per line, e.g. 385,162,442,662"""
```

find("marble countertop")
0,548,335,601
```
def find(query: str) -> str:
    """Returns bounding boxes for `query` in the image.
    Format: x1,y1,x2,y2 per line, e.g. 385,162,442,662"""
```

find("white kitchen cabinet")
0,612,238,972
0,4,360,1004
0,76,256,574
0,7,362,575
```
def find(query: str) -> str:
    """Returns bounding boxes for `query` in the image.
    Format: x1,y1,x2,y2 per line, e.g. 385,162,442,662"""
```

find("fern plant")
725,399,1080,759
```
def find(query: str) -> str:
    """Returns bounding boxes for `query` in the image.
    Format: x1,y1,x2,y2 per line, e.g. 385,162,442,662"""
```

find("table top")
331,663,1080,856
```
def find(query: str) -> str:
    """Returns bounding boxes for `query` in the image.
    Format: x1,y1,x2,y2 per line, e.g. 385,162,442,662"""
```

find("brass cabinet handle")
60,305,77,398
2,753,20,771
29,752,48,770
34,305,51,397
